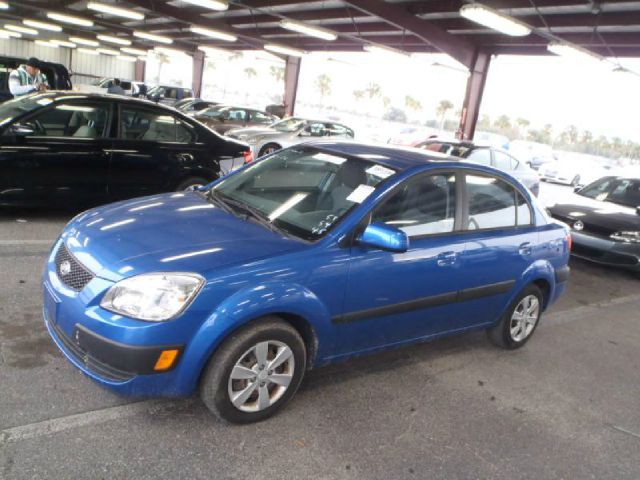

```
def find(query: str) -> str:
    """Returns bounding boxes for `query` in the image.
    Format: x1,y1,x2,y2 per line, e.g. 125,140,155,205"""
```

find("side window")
165,88,177,99
516,191,532,225
176,119,196,143
305,122,327,137
465,148,492,166
373,173,456,237
250,111,274,124
466,174,517,229
120,106,193,143
327,124,348,137
25,102,109,138
228,109,247,121
493,151,514,171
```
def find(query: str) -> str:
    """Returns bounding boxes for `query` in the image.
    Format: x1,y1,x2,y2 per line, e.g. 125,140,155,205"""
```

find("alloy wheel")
509,295,540,342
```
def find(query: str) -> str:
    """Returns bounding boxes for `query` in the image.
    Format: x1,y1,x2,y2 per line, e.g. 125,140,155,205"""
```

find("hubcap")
510,295,540,342
228,340,295,412
184,184,203,191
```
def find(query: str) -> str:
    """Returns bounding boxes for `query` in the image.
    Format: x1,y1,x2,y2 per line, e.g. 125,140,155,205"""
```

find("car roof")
31,91,184,110
307,141,456,171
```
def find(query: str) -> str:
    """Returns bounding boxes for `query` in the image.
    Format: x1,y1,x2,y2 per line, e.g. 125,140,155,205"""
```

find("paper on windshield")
313,153,347,165
366,164,395,179
347,184,376,204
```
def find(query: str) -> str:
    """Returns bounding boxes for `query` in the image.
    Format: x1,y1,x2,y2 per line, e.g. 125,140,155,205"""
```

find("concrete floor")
1,183,639,479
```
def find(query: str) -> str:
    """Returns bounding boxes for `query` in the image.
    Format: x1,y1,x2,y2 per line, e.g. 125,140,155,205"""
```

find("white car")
539,156,609,187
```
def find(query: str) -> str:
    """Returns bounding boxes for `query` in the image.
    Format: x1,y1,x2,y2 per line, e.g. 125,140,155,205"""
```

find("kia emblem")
573,220,584,231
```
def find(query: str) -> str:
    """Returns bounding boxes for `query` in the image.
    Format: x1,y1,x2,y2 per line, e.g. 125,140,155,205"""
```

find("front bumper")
570,231,640,271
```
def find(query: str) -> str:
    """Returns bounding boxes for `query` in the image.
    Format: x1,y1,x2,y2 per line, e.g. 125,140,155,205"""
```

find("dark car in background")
94,78,133,95
193,105,278,135
0,56,72,102
174,97,220,114
547,176,640,272
147,85,194,106
415,139,541,196
0,92,251,207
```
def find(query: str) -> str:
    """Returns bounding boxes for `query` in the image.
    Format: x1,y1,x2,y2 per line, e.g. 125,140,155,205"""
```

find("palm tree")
269,66,285,83
315,74,332,106
365,82,381,100
493,114,512,131
516,118,530,137
243,67,257,101
436,99,454,129
404,95,422,113
353,90,364,102
382,96,391,110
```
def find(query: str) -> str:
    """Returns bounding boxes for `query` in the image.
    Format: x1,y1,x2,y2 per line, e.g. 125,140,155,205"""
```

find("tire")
175,176,209,192
200,317,306,424
258,143,281,157
487,284,543,349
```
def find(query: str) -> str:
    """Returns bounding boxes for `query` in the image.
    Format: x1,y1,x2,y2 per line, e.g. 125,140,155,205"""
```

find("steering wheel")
33,120,46,136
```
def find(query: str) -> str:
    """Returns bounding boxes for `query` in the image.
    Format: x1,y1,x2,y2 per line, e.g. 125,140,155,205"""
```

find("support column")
192,50,205,98
283,55,301,117
134,59,145,82
457,50,491,140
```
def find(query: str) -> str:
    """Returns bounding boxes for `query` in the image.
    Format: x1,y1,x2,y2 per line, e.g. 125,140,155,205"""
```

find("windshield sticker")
313,153,347,165
346,184,376,204
366,164,395,179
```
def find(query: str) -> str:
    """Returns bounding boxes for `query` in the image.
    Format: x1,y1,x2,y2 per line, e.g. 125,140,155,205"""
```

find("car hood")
548,194,640,235
63,192,306,282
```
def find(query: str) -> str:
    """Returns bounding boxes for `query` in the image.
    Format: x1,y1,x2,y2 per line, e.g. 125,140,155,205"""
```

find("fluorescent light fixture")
97,47,119,55
0,2,8,9
547,41,604,63
133,31,172,44
5,24,38,35
264,43,305,57
121,46,147,56
35,40,58,48
24,19,62,32
189,26,236,42
78,47,100,55
87,2,144,21
0,28,21,38
197,45,229,56
280,19,337,41
117,54,137,62
363,44,409,58
154,46,189,57
97,34,131,46
180,0,228,11
70,36,99,47
50,39,77,48
137,56,147,61
460,4,531,37
47,12,94,27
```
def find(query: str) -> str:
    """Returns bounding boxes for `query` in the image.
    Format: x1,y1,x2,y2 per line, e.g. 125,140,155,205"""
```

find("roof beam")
343,0,476,67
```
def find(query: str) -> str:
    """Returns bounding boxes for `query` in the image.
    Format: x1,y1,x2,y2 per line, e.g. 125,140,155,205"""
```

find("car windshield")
196,106,226,118
209,147,397,241
0,94,53,126
578,177,640,208
272,118,307,132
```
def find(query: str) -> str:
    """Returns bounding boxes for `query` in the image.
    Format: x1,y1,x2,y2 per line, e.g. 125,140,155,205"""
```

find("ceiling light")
50,39,76,48
46,12,94,27
97,47,119,55
0,2,8,9
197,45,229,56
137,56,146,61
133,31,172,44
78,48,99,55
280,20,337,41
179,0,228,11
0,28,21,38
5,24,38,35
363,44,409,58
70,36,99,47
547,41,604,63
264,43,305,57
460,4,531,37
97,34,131,46
117,54,137,62
35,40,58,48
87,2,144,21
121,46,147,56
189,26,236,42
24,19,62,32
154,46,189,57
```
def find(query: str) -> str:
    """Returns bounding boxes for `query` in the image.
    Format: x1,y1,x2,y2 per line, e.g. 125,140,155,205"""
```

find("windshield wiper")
203,189,235,215
212,193,287,236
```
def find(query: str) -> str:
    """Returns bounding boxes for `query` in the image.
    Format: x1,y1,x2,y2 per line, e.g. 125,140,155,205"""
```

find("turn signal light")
566,233,572,252
243,150,254,164
154,349,180,371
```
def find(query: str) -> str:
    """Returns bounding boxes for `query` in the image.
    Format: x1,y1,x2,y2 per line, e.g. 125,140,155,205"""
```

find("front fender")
176,281,334,393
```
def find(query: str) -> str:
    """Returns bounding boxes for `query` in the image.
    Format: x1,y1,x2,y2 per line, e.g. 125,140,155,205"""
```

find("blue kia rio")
43,141,570,423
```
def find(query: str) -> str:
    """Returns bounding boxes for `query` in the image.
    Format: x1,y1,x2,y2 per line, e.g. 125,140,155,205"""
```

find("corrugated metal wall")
0,38,136,85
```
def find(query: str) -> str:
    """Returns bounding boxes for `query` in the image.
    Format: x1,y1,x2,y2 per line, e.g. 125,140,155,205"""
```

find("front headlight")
610,231,640,243
100,273,204,322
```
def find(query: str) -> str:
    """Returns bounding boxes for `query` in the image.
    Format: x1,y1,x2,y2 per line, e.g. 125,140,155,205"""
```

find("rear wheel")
487,284,543,349
175,176,209,191
200,317,306,423
258,143,281,157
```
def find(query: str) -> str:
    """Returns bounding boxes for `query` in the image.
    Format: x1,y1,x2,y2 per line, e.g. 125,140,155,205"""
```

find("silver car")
226,117,355,158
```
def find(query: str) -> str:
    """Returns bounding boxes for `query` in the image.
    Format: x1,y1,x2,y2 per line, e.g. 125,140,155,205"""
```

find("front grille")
54,243,94,292
50,321,134,382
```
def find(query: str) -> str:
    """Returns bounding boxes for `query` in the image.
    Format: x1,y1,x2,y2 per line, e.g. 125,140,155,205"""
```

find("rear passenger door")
107,104,200,200
457,171,536,325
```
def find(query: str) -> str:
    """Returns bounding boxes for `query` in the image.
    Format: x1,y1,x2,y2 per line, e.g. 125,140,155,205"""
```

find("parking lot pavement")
1,189,639,480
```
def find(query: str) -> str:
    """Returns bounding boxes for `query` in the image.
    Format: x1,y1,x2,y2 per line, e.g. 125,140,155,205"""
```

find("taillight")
566,233,572,252
243,150,254,164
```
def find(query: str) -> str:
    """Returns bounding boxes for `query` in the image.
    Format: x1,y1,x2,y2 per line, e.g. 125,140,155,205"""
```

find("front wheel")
487,284,543,349
258,143,281,157
175,176,209,192
200,317,306,423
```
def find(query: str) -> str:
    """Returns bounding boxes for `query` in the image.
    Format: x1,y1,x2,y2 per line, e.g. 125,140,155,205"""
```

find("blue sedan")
43,142,571,423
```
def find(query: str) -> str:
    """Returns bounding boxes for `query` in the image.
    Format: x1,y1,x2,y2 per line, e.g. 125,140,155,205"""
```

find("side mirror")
573,185,582,193
7,123,35,137
356,222,409,253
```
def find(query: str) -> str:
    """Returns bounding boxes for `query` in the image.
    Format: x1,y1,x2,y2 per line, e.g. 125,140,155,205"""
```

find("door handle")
519,242,532,256
437,251,457,267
